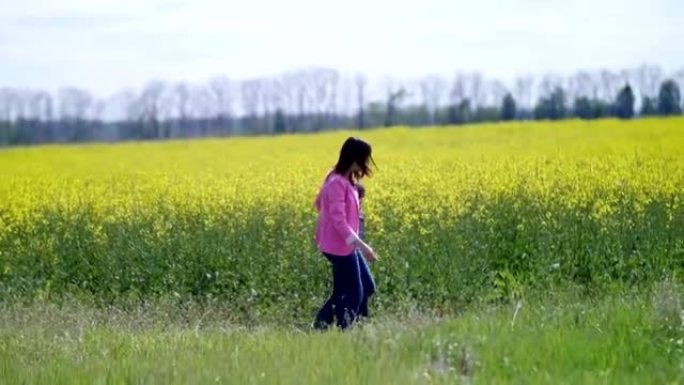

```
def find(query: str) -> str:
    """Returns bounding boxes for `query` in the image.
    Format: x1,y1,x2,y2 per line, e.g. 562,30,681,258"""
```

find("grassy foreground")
1,290,682,385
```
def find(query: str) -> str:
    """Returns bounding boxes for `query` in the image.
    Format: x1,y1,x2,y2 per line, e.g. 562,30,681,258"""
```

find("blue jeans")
314,250,376,329
357,249,376,317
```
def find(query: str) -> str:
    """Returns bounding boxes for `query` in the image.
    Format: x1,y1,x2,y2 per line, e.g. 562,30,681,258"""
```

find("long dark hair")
333,137,375,182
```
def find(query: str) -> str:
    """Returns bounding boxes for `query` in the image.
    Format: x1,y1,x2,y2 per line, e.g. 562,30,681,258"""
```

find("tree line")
0,64,682,146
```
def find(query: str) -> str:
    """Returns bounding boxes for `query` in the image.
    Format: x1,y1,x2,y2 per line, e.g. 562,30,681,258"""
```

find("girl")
312,137,377,330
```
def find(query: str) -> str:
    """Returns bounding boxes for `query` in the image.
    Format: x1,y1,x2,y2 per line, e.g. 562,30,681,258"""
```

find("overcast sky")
1,0,682,96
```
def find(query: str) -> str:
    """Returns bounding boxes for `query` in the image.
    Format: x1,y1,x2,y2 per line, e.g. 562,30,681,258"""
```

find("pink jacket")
314,172,360,256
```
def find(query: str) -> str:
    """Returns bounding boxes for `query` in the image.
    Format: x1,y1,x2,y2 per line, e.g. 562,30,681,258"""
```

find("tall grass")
0,293,682,384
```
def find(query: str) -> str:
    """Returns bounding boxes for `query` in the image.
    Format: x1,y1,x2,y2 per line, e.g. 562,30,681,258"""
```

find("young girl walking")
312,137,378,330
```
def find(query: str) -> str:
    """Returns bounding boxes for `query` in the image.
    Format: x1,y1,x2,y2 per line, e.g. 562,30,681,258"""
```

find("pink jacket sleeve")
326,179,358,245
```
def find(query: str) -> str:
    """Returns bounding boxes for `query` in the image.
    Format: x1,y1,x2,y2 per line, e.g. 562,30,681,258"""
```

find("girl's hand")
352,236,377,262
361,244,378,263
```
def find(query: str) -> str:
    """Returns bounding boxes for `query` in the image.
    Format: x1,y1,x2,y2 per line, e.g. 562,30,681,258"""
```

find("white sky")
1,0,683,97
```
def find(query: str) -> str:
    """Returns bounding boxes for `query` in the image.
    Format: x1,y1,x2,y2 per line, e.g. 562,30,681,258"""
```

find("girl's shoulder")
326,172,344,183
325,173,353,190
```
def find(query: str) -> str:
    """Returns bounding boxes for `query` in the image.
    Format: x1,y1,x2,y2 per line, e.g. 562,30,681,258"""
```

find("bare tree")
307,68,338,130
673,68,684,102
0,88,18,144
513,75,534,110
58,87,93,121
137,81,168,139
258,78,275,134
572,71,595,99
12,90,29,122
599,69,621,102
40,92,54,122
636,64,663,98
164,82,192,137
102,92,131,141
468,72,484,108
268,77,289,133
450,72,467,105
30,91,54,142
91,99,106,120
326,70,340,128
241,79,262,134
209,76,233,134
355,74,368,129
57,87,94,141
383,78,407,127
618,68,633,85
279,70,312,132
190,85,213,136
487,79,508,108
173,83,191,123
336,74,354,125
0,89,13,121
564,75,579,104
420,75,447,124
538,74,563,98
106,89,137,123
25,91,43,122
311,69,326,126
278,73,299,132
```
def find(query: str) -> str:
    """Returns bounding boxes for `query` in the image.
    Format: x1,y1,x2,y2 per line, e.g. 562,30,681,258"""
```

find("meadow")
0,118,683,383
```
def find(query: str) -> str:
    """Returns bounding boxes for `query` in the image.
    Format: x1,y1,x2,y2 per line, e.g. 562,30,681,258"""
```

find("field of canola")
0,118,683,323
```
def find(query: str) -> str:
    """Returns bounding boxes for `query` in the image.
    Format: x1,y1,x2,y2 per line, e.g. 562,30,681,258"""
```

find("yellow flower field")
0,118,683,321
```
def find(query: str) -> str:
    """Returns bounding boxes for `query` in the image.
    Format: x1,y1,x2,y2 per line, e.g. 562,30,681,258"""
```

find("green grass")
1,289,682,384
